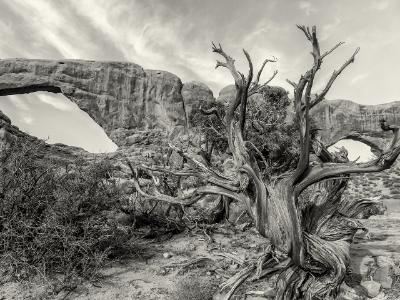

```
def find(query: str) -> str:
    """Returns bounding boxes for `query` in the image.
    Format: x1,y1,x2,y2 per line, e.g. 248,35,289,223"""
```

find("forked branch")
254,56,277,86
295,120,400,194
310,47,360,108
212,42,243,86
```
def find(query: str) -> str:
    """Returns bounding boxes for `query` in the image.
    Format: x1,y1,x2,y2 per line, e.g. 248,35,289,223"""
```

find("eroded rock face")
0,59,187,146
216,84,235,104
1,59,400,152
181,81,214,126
217,84,400,145
216,84,274,106
312,99,400,143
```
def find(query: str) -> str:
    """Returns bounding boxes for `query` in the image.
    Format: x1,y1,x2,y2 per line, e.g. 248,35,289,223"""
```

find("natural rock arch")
0,59,189,146
0,92,118,153
328,138,376,162
311,99,400,146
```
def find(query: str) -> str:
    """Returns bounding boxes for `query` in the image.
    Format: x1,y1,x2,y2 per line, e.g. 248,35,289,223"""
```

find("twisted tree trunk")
127,25,400,300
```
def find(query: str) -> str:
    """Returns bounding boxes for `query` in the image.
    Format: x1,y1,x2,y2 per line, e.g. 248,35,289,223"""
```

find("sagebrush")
0,139,131,286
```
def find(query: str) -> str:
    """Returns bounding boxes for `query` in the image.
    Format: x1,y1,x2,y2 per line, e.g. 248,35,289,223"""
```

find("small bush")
172,275,217,300
0,139,131,286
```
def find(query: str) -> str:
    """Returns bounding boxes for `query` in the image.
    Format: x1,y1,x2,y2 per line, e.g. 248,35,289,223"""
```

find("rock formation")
216,84,400,147
0,59,193,146
0,108,89,164
0,59,220,177
181,81,214,126
312,99,400,143
1,58,400,153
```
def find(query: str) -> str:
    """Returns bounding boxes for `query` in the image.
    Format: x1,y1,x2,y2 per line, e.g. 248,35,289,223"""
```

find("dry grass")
0,139,134,293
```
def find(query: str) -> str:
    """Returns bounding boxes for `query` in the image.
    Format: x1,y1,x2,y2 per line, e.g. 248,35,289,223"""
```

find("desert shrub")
190,86,305,174
172,275,218,300
0,139,131,286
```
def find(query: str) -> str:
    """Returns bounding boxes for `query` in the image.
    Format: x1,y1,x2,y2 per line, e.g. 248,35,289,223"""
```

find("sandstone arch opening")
0,92,117,153
328,139,376,162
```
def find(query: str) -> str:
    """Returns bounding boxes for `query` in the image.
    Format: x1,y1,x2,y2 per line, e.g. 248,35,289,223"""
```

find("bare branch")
286,79,297,89
295,121,400,194
212,42,243,85
211,42,247,130
245,141,268,171
140,164,198,177
243,49,254,89
254,56,277,86
133,175,245,206
249,70,278,96
326,132,384,155
380,118,400,148
297,25,312,41
168,143,241,191
310,47,360,109
240,49,254,133
321,42,345,59
261,70,278,87
125,157,248,206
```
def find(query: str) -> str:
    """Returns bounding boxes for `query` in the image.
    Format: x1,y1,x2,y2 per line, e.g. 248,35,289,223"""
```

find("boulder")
360,280,381,298
373,256,395,289
216,84,235,104
373,266,392,289
181,81,214,125
337,282,364,300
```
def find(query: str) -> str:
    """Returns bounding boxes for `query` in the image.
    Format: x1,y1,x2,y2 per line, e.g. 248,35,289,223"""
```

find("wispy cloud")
22,116,34,124
0,0,400,152
350,73,369,85
7,95,29,110
370,0,389,11
38,94,77,111
320,18,342,41
298,1,318,16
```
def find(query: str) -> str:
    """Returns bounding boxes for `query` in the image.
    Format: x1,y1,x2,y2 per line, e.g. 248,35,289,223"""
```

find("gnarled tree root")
213,249,290,300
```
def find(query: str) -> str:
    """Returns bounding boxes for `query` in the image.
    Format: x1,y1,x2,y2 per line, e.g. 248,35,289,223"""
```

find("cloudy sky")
0,0,399,152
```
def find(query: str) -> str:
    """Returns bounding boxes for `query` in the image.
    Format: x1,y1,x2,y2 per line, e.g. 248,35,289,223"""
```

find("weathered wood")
127,25,399,300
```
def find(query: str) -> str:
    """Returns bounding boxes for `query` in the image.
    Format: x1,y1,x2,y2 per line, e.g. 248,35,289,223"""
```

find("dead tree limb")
125,25,399,300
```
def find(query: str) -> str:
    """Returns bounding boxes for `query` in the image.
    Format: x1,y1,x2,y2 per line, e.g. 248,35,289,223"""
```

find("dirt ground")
2,213,400,300
2,171,400,300
0,224,274,300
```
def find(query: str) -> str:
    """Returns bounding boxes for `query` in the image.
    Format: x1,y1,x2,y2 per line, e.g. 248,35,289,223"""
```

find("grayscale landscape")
0,1,399,299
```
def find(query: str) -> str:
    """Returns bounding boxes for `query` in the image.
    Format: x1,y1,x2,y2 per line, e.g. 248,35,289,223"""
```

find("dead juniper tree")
126,25,400,299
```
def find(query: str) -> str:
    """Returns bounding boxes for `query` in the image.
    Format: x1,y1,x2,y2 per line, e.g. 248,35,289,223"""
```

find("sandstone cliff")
181,81,214,126
312,99,400,143
0,59,218,175
1,58,400,153
0,59,195,146
216,83,400,146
